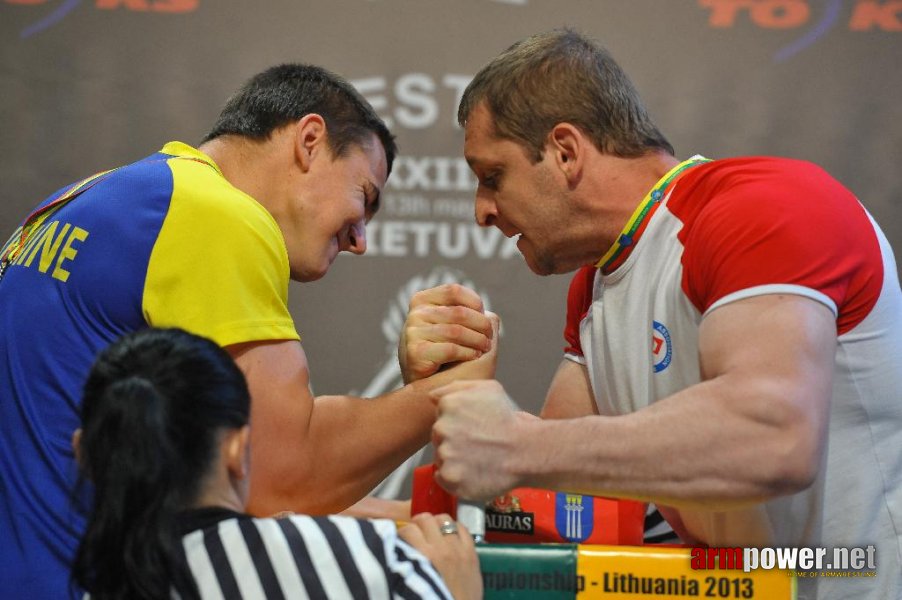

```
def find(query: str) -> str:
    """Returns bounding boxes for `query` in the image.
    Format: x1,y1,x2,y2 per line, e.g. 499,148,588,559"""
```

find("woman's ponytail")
72,328,249,600
73,376,184,599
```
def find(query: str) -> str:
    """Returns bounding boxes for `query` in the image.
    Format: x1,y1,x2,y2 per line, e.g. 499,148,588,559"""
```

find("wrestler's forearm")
512,375,822,510
246,362,494,517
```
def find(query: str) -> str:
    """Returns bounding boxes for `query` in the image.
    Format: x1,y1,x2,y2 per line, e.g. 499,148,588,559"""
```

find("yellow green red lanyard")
595,156,711,273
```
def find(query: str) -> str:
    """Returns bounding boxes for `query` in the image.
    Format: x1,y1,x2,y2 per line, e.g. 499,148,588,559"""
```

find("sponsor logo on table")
486,493,535,535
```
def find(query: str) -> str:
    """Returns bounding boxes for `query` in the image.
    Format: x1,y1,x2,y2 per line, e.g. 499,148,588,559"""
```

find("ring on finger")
439,520,458,536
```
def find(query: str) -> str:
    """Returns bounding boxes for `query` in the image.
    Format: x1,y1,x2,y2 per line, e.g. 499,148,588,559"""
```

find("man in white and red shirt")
400,29,901,600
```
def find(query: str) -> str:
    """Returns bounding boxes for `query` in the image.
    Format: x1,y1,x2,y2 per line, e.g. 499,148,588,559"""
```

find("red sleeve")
676,159,882,335
564,266,596,356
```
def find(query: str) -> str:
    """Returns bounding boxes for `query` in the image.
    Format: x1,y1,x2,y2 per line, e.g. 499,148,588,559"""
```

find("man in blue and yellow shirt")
0,64,497,599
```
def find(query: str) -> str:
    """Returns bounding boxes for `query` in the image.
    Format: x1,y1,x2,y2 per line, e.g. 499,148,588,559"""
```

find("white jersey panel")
576,194,902,600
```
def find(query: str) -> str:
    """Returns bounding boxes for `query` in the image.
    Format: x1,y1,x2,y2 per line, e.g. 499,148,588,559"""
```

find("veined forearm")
514,377,823,510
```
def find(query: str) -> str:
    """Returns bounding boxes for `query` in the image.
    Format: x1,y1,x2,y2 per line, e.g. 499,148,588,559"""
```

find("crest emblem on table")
555,493,594,543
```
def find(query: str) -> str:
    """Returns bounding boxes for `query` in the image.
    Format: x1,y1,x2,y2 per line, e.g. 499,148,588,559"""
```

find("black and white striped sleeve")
643,503,681,545
181,515,453,599
359,518,453,600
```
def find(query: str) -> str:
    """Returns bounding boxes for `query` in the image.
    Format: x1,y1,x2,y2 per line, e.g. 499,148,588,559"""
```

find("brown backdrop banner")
2,0,900,497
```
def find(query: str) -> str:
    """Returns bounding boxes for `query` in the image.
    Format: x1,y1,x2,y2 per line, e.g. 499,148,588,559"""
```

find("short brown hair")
458,29,673,162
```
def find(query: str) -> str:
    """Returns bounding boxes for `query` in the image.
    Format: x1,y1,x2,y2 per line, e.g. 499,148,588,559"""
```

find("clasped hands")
399,284,537,501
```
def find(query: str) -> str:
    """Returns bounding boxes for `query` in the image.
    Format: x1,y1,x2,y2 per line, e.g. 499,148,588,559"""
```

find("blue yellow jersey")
0,142,299,599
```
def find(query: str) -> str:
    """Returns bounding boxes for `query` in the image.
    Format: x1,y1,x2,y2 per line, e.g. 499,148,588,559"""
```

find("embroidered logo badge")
652,320,672,373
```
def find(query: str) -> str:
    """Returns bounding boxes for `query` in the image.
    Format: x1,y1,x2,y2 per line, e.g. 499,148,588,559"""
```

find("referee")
72,328,480,599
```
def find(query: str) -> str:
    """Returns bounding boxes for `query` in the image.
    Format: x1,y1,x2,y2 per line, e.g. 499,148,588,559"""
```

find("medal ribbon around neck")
0,155,217,283
0,168,117,282
595,156,711,273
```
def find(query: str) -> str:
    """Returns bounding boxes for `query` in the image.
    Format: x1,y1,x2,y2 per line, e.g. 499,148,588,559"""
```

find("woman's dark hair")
203,63,397,176
72,328,250,600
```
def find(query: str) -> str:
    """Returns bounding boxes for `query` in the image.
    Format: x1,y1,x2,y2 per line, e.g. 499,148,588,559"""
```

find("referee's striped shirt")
178,508,453,599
